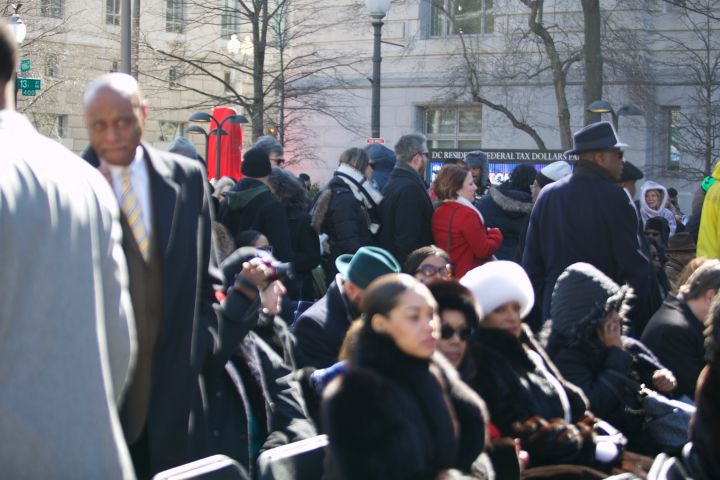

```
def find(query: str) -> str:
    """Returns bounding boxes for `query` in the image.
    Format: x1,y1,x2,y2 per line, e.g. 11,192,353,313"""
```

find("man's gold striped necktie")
120,170,150,261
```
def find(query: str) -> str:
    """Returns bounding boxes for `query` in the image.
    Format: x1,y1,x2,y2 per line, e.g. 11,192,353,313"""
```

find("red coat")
432,201,503,278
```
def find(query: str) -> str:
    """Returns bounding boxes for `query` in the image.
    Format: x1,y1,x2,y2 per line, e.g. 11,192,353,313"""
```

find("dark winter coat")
286,206,321,301
311,175,374,266
218,178,294,262
291,280,359,369
467,325,589,434
378,164,434,266
641,295,705,399
196,286,316,474
323,331,490,480
201,330,316,475
522,160,652,330
550,336,666,454
476,185,533,261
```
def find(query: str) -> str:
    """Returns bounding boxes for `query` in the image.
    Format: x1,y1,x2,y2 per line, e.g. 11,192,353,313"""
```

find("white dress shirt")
103,145,153,238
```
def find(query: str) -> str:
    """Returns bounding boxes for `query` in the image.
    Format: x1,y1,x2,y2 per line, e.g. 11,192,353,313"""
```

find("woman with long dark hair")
322,273,492,479
268,167,320,300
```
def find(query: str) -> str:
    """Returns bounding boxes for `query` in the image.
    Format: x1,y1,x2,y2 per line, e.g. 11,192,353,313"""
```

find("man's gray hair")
83,73,143,108
253,135,284,155
394,133,427,165
680,259,720,300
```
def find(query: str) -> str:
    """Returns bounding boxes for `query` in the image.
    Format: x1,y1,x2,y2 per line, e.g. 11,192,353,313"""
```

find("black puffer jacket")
323,331,491,480
312,176,374,266
475,185,533,261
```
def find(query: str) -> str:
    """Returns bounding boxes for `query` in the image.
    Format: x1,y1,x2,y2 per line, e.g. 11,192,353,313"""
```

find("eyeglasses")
275,158,285,166
418,151,430,158
257,245,273,253
416,263,452,278
440,325,473,341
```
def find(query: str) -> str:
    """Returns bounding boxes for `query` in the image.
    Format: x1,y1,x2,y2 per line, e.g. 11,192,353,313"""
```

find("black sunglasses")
440,325,472,341
416,263,452,278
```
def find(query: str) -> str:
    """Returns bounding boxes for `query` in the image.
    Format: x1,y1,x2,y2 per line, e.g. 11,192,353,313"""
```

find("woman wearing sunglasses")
428,279,478,379
404,245,453,284
322,273,493,479
461,261,624,469
432,164,503,278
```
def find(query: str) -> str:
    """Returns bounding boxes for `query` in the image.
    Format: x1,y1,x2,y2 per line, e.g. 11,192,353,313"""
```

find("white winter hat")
536,160,572,187
460,261,535,319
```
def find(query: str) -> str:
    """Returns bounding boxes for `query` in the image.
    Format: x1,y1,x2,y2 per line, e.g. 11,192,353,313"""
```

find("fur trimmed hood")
489,185,533,215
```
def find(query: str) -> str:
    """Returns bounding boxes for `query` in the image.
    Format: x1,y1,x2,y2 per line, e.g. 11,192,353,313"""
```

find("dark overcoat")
291,280,357,369
85,143,222,474
522,160,651,329
378,164,434,266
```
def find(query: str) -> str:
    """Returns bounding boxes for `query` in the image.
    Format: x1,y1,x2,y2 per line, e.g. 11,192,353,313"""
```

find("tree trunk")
582,0,602,125
523,0,573,149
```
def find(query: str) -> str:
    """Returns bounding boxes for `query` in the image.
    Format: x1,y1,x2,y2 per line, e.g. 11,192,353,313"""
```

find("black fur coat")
322,331,491,480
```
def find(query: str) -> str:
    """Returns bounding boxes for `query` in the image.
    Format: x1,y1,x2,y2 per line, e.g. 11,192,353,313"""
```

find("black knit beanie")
241,147,271,178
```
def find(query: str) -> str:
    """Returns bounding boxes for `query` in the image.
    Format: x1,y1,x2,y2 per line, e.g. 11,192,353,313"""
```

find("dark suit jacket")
85,144,221,474
291,280,356,369
378,164,434,266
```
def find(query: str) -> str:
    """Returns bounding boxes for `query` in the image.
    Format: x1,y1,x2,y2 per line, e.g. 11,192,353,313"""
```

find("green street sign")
16,77,41,90
20,59,30,72
21,89,37,96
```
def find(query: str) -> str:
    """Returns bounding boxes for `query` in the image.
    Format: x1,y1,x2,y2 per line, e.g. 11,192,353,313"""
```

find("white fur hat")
460,261,535,319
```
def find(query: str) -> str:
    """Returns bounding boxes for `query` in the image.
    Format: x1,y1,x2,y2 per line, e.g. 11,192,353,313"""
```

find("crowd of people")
2,18,720,480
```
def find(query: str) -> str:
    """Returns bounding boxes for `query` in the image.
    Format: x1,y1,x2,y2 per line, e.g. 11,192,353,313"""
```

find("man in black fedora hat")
522,121,652,335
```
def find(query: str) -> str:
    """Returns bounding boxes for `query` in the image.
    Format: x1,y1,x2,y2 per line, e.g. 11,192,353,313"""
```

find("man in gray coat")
0,20,136,479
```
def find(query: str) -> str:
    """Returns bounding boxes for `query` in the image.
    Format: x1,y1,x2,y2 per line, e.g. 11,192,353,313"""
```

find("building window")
221,0,238,39
169,67,181,88
166,0,185,33
431,0,493,36
159,121,186,142
106,0,121,25
664,106,681,171
111,60,119,72
32,114,68,139
224,71,232,92
45,54,60,77
421,106,483,149
40,0,64,18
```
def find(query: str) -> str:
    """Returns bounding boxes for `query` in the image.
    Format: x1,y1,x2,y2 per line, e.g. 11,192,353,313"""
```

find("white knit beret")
460,260,535,319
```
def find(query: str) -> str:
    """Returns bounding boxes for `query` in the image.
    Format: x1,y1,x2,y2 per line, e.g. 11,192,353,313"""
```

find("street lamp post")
366,0,391,139
185,125,211,164
189,111,248,180
587,100,642,131
8,5,27,109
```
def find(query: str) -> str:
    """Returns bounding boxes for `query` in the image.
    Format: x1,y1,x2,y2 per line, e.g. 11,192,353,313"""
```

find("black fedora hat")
565,121,628,156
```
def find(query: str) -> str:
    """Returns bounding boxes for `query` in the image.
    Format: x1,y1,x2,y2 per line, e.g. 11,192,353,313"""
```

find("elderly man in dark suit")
522,121,651,335
83,73,222,477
